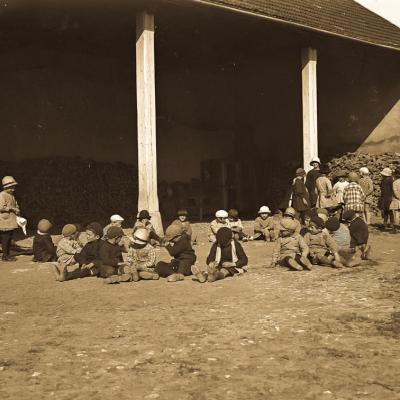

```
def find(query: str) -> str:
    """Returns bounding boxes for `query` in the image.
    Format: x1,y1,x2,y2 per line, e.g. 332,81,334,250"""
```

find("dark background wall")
1,0,399,214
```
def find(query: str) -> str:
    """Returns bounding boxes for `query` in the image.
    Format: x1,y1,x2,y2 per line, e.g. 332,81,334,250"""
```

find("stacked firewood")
328,152,400,210
0,158,138,230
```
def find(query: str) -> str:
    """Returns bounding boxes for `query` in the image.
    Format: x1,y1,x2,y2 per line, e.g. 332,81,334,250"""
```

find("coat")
0,190,20,230
378,176,394,211
291,176,310,212
390,179,400,210
305,169,321,207
316,176,337,208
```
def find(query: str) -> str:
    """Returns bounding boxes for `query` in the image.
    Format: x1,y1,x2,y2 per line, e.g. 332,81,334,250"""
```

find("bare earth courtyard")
0,223,399,400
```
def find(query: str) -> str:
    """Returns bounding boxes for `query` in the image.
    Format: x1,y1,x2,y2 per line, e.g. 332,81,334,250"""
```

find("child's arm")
206,243,217,265
298,236,309,258
232,241,248,268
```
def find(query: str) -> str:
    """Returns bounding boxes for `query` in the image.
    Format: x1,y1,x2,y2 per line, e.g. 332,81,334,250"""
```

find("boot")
332,260,344,269
104,273,132,284
139,271,158,280
167,273,185,282
131,268,140,282
299,256,313,271
286,258,303,271
207,271,224,282
191,265,206,283
361,245,372,260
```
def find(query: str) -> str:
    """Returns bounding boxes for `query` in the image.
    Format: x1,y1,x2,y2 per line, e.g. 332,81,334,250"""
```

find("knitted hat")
309,157,321,166
380,168,392,177
228,209,239,219
2,176,18,189
335,169,348,178
325,217,340,232
310,216,325,229
133,228,149,244
138,210,151,220
110,214,124,223
348,172,359,182
296,168,306,176
359,167,370,175
165,224,183,241
62,224,77,237
107,226,124,239
86,222,103,237
284,207,296,218
37,219,52,233
215,210,228,218
280,218,298,232
319,164,331,175
177,209,188,217
258,206,271,214
342,210,357,221
216,227,232,247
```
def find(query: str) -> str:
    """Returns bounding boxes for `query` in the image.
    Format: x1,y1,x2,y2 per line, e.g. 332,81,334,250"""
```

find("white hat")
309,156,321,166
2,176,18,189
215,210,228,218
16,216,27,235
381,168,392,177
359,167,370,175
110,214,124,222
258,206,271,214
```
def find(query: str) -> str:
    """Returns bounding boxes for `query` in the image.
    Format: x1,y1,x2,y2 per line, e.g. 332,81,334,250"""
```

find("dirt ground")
0,222,400,400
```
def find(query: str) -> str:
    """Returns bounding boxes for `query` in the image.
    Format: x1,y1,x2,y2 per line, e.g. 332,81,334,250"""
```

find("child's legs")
177,259,194,276
99,265,118,278
154,261,175,278
0,230,13,257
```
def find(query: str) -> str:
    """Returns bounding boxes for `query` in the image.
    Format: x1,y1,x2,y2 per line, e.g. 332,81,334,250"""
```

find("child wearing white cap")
103,214,124,239
252,206,275,241
208,210,230,243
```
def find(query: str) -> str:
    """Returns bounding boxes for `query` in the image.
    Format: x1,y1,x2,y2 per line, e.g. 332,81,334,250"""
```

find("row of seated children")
270,208,371,271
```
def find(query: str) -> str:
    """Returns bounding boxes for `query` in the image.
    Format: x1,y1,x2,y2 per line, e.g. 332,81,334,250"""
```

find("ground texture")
0,223,400,400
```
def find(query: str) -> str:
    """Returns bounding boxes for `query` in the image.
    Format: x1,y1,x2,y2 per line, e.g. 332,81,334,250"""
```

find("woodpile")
0,158,138,230
328,152,400,210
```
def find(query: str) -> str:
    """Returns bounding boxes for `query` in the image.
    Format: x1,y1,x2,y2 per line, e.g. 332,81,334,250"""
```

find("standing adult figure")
292,168,310,223
316,164,337,212
378,168,394,230
390,167,400,232
0,176,20,262
305,157,321,209
358,167,374,225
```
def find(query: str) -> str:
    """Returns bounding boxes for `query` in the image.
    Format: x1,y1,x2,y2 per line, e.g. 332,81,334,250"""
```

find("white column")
301,47,318,171
136,11,163,235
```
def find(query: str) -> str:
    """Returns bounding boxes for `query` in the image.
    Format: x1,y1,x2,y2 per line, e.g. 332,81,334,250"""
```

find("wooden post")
301,47,318,171
136,11,163,235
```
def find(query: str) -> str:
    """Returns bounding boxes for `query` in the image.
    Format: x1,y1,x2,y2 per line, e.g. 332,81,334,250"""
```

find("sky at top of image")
355,0,400,27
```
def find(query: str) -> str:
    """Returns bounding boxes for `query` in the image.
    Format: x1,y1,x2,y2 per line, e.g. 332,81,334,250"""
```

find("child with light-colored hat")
103,214,124,239
208,209,230,243
252,206,275,241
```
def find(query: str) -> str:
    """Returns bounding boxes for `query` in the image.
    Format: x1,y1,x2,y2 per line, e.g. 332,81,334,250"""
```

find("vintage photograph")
0,0,400,398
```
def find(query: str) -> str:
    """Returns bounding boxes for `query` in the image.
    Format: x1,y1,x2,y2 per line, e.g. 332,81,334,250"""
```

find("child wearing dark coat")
342,210,371,260
33,219,56,262
155,224,196,282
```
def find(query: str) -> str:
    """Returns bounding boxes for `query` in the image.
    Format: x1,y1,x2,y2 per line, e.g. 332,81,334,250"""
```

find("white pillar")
301,47,318,171
136,11,163,235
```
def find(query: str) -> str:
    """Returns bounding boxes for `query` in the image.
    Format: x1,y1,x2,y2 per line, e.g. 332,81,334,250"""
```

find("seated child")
228,209,248,241
200,227,248,283
270,219,312,271
303,217,344,268
99,226,132,284
253,206,275,241
275,207,301,238
56,224,82,267
208,209,230,242
325,217,350,248
53,222,104,281
125,228,159,281
155,224,196,282
342,210,371,260
133,210,162,245
172,209,193,239
103,214,124,239
33,219,56,262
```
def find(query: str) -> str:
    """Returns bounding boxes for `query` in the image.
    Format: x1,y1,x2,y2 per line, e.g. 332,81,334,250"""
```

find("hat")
107,226,124,239
310,216,325,229
215,210,228,218
86,222,103,237
284,207,296,218
17,217,27,235
359,167,370,175
2,176,18,189
228,209,239,219
309,156,321,166
280,218,298,232
342,210,357,221
316,208,328,216
38,219,52,233
325,217,340,232
138,210,151,220
177,209,188,217
296,168,306,176
62,224,77,237
133,228,149,244
258,206,271,214
216,227,232,246
335,169,348,178
110,214,124,223
348,172,359,182
380,168,392,177
165,224,183,241
319,164,331,175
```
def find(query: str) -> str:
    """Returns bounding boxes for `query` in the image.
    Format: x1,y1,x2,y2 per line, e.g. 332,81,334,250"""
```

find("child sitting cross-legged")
252,206,275,241
33,219,57,262
171,209,193,239
124,228,159,281
304,216,344,268
270,219,313,271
